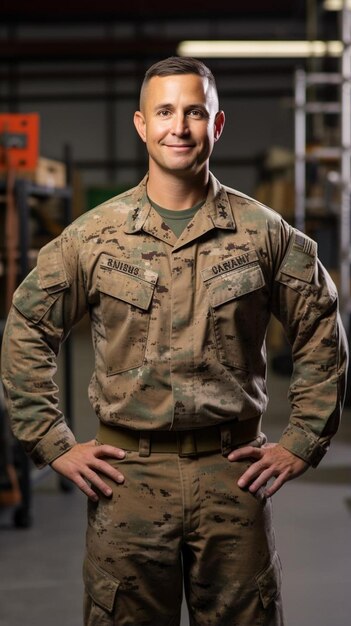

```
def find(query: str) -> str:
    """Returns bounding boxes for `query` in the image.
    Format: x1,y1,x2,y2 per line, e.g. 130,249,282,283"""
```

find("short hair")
139,56,219,109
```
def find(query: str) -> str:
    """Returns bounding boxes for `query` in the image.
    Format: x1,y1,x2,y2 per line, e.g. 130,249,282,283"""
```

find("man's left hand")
227,443,309,497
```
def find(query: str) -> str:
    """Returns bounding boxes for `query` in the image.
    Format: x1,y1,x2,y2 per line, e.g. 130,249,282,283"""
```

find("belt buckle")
177,431,198,457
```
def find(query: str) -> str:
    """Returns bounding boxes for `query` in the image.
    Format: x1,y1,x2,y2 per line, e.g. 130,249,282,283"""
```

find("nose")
171,112,190,136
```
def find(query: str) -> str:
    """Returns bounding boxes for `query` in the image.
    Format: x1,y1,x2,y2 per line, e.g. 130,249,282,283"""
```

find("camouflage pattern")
83,444,284,626
1,172,347,624
0,172,348,468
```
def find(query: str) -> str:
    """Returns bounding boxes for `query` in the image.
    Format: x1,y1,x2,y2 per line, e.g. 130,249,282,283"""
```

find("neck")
147,166,209,210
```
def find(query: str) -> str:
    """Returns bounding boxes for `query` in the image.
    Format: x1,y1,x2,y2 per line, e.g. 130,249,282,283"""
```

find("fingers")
237,463,286,496
66,463,123,502
82,466,118,501
73,473,102,502
94,443,126,460
236,459,271,493
227,445,262,462
227,446,268,494
91,457,125,487
264,474,287,497
227,443,309,496
51,441,127,501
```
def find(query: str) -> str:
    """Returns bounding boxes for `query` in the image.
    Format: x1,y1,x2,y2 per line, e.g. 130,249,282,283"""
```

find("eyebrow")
153,103,210,113
153,103,174,111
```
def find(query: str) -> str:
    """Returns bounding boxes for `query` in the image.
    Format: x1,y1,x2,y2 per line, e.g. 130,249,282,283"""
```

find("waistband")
97,417,262,457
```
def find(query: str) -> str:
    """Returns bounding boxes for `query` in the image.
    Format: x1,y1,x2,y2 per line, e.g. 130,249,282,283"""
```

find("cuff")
31,419,77,468
278,423,327,467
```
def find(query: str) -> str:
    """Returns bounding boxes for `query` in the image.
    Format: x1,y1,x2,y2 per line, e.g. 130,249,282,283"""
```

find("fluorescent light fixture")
324,0,351,10
177,40,343,58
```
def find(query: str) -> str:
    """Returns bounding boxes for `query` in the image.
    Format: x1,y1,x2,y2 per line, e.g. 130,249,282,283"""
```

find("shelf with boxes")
0,152,75,526
0,156,73,313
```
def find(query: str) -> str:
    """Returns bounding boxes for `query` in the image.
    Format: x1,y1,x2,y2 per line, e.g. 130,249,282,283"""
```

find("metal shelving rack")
0,170,74,527
294,6,351,331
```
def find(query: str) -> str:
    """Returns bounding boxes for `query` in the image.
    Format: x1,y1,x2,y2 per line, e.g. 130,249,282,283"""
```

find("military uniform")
1,173,348,625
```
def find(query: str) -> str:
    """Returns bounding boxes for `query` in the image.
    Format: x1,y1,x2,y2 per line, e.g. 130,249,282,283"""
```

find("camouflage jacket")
1,173,348,468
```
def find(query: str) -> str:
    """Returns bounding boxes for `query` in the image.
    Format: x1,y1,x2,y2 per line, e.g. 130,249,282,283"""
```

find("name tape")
202,250,258,281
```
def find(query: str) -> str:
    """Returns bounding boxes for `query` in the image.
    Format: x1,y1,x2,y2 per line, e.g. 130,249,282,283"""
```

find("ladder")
294,7,351,330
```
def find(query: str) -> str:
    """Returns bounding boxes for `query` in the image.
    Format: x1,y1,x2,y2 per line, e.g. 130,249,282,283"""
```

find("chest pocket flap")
205,263,265,308
97,254,158,310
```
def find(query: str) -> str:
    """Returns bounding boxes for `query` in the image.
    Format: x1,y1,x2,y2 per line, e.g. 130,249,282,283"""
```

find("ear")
134,111,147,143
214,110,225,142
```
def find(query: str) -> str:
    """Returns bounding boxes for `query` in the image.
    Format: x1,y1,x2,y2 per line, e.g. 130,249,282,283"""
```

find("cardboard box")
26,157,67,189
255,177,295,222
0,156,67,189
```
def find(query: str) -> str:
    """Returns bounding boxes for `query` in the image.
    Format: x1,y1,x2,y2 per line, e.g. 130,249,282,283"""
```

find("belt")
97,417,262,457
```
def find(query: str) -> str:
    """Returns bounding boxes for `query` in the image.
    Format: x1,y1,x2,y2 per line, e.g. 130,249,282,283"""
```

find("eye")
157,109,172,118
187,109,207,119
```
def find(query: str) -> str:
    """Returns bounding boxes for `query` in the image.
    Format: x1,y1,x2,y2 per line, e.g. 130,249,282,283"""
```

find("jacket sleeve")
0,229,88,468
271,223,349,466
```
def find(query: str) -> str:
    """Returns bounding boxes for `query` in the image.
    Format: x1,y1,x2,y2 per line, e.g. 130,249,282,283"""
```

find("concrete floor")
1,323,350,626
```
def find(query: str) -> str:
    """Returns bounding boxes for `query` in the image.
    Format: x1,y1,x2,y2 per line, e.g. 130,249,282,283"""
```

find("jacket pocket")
12,271,63,323
83,554,120,614
97,258,158,375
256,551,282,609
203,260,266,370
12,237,69,324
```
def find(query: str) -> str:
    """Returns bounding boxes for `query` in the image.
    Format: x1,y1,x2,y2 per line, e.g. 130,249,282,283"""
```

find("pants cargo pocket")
255,551,282,609
83,554,120,626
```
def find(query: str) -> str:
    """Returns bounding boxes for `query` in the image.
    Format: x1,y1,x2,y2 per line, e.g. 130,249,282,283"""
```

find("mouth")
164,144,195,150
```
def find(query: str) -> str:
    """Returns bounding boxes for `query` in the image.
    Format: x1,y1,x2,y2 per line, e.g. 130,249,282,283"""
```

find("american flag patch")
294,233,315,256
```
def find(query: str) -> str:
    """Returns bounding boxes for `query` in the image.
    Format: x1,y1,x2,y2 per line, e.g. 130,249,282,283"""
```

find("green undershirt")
149,197,205,239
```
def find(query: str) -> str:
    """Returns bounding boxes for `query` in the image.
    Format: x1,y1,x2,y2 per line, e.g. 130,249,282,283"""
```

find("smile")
165,144,194,149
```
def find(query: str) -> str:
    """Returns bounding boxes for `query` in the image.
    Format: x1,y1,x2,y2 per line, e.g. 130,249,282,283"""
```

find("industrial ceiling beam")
1,0,304,23
0,37,179,62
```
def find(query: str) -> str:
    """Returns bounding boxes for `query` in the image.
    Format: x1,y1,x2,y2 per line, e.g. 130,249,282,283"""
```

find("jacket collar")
204,173,236,231
123,172,237,242
123,175,151,234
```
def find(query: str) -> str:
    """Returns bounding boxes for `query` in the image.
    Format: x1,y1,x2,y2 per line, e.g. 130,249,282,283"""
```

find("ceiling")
0,0,340,88
2,1,307,22
1,1,338,48
0,1,343,179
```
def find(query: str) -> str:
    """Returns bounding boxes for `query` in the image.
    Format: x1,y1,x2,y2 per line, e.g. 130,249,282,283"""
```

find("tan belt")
97,417,262,457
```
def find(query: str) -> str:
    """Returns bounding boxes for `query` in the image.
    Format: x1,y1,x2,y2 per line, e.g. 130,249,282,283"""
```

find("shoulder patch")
279,231,317,283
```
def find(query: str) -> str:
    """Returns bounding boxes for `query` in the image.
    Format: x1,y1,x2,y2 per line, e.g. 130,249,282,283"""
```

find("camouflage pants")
83,448,285,626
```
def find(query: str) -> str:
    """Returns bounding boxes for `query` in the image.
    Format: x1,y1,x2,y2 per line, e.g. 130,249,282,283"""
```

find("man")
1,57,348,625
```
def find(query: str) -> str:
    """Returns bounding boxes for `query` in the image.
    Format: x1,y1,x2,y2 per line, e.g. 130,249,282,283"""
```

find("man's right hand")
50,440,126,501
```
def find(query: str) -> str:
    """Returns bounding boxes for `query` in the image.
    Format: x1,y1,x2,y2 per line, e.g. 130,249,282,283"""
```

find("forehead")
142,73,217,110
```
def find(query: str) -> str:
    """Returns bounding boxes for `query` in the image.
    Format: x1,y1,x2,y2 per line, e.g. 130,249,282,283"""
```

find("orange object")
0,113,39,171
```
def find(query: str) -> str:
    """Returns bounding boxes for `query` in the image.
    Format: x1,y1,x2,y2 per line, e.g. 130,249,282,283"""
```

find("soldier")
1,57,348,625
